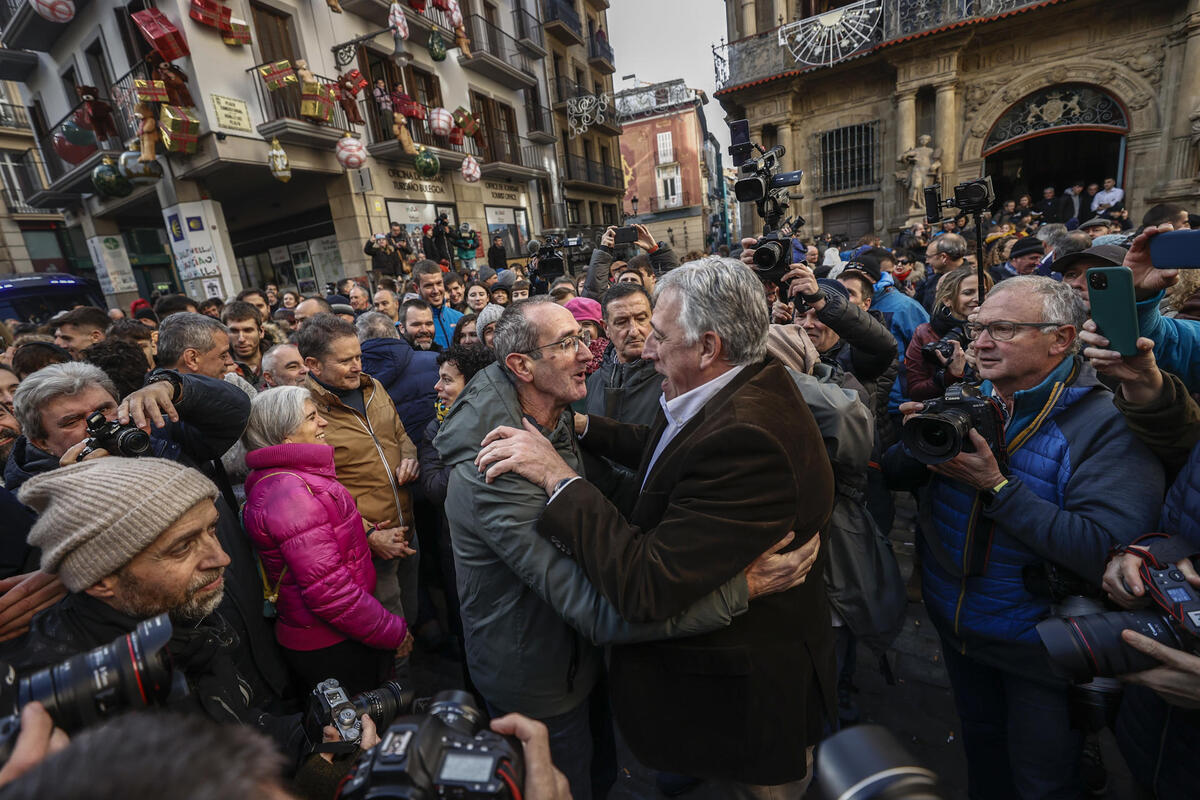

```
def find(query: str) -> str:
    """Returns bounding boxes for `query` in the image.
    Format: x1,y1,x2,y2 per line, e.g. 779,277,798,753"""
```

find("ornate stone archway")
982,84,1128,156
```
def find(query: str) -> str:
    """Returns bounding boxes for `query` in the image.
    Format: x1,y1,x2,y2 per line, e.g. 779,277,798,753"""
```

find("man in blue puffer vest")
886,276,1164,800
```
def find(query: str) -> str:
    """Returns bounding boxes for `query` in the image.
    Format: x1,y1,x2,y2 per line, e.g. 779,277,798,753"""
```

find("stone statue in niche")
898,134,942,212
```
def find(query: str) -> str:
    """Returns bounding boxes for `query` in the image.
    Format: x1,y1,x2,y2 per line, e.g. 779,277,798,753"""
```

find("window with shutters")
471,91,519,164
656,131,673,165
657,164,681,208
251,2,297,64
405,65,443,110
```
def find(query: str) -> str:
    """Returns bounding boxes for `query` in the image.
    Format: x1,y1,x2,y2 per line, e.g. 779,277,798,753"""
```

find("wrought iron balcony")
0,0,93,51
478,133,550,181
0,101,29,130
542,0,583,46
714,0,1046,93
525,101,557,144
362,95,481,164
458,14,537,90
650,190,692,213
587,34,614,74
550,74,586,108
513,6,547,56
338,0,455,46
562,154,622,191
245,60,356,147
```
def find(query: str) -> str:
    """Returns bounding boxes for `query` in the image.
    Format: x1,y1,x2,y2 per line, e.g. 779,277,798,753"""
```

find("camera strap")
1114,532,1200,570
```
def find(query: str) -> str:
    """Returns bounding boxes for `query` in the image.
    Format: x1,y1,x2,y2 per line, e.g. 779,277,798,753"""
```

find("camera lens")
1088,272,1107,290
17,614,175,732
901,410,972,465
113,427,151,457
816,724,943,800
353,681,411,731
427,689,482,736
752,240,784,272
1036,610,1181,682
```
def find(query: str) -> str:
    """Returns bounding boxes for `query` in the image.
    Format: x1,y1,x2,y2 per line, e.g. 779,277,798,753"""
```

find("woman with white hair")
241,386,412,695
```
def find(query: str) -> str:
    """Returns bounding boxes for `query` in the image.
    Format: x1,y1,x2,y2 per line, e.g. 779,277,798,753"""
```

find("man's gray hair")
242,386,310,451
654,257,768,365
1037,223,1069,249
493,297,556,374
157,312,227,368
355,311,400,341
13,362,116,441
988,275,1088,354
933,233,967,260
260,344,295,376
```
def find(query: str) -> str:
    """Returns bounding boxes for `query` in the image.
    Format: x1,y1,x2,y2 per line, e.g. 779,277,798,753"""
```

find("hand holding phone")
1086,267,1139,356
1149,229,1200,270
613,226,638,245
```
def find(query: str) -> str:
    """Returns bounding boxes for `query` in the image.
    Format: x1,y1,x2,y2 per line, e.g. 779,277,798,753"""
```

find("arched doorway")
982,84,1128,206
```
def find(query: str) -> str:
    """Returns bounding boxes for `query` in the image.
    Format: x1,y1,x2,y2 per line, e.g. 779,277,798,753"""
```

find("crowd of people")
0,190,1198,800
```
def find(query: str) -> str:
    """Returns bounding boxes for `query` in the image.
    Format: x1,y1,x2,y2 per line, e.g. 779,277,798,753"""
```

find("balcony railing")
105,60,154,144
478,131,546,171
651,190,691,212
563,154,622,189
714,0,1046,92
512,6,545,53
2,186,40,214
542,201,566,230
542,0,582,42
34,99,124,184
525,101,555,141
245,60,355,134
551,74,586,106
459,13,536,83
0,0,18,30
362,95,480,158
0,101,29,130
587,34,614,69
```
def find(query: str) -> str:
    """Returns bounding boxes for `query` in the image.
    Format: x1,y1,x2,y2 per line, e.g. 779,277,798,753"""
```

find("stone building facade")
714,0,1200,242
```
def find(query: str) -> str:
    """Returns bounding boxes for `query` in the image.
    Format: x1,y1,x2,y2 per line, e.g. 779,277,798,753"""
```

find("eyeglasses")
521,333,589,356
966,320,1067,341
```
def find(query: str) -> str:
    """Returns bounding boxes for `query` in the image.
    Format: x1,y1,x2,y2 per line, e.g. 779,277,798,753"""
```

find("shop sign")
387,167,448,200
85,235,139,294
211,94,253,132
162,201,222,281
484,181,522,204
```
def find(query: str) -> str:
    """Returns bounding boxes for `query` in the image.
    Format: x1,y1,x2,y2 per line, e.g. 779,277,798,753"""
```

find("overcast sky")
608,0,732,155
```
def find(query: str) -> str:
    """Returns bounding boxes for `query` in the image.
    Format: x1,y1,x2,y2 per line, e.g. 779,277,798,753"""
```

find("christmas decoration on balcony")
567,93,608,138
388,2,412,67
460,154,480,183
408,0,426,10
51,131,96,165
134,103,158,163
452,107,479,136
445,0,463,27
61,116,96,146
92,157,134,198
295,59,317,85
429,107,453,137
448,126,464,146
131,9,190,62
134,79,169,104
454,25,471,57
394,91,424,119
393,114,417,155
777,0,881,68
222,18,251,46
335,133,367,169
334,71,366,126
258,60,297,91
118,140,163,185
31,0,74,23
189,0,231,31
159,105,201,154
326,0,343,13
148,53,196,107
267,138,291,182
413,146,440,178
300,82,336,124
75,86,119,144
427,26,447,62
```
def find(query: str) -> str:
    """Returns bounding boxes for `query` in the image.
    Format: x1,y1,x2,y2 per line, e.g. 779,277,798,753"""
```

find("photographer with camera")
582,224,678,302
904,266,992,402
886,276,1164,799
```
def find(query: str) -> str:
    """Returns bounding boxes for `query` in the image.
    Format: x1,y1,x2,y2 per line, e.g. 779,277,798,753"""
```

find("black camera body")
0,614,184,766
340,690,524,800
1038,558,1200,683
727,119,805,288
305,678,410,747
527,236,566,281
80,410,151,459
923,177,995,224
751,231,794,286
920,312,969,368
901,382,1006,466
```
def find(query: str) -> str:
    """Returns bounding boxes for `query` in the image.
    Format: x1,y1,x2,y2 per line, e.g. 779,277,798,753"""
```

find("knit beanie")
18,458,219,592
477,265,497,283
476,303,505,333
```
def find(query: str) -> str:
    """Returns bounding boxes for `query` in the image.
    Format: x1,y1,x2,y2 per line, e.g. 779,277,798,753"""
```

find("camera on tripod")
0,614,185,766
923,177,995,224
79,409,151,459
527,235,576,281
728,119,805,287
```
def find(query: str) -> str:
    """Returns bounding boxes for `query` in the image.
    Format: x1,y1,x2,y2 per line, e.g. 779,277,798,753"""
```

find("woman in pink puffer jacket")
242,386,411,695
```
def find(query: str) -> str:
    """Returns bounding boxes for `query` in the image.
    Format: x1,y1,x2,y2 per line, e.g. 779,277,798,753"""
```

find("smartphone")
1149,229,1200,269
613,226,638,245
1086,267,1139,356
728,119,752,167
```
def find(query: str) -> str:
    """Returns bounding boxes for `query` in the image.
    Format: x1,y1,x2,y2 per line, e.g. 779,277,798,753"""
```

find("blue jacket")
1137,291,1200,393
871,281,929,413
360,337,439,446
913,357,1163,680
430,303,463,350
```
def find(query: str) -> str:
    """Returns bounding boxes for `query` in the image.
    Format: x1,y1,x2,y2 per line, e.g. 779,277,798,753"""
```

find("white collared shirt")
641,365,746,489
1092,186,1124,211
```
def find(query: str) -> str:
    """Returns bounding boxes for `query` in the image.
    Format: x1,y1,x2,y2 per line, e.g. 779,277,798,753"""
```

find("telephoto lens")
353,680,412,731
816,725,943,800
752,239,786,272
1036,609,1181,682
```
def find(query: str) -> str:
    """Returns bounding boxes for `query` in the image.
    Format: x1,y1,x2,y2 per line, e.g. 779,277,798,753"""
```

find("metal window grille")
818,122,879,195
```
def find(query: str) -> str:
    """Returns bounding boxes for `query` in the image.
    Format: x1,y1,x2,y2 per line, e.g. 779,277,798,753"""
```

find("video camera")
339,690,524,800
923,177,995,224
728,119,805,286
526,235,579,281
79,409,151,459
901,382,1006,466
0,614,185,766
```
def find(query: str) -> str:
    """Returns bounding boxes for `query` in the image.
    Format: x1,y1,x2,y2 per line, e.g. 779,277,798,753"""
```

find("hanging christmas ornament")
454,24,471,57
429,107,452,137
413,146,440,178
92,157,134,198
335,132,367,169
427,26,447,62
61,117,97,146
446,0,463,27
460,154,480,183
51,132,96,165
267,138,291,182
118,140,163,185
31,0,74,23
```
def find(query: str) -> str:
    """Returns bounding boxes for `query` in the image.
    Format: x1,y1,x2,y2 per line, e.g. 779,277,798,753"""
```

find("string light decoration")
777,0,882,68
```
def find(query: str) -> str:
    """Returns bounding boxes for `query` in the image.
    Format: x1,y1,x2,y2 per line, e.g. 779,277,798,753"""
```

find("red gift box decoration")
448,126,463,145
189,0,231,30
408,0,427,10
131,9,190,61
134,79,169,103
452,106,479,136
342,69,368,95
221,18,251,45
258,60,296,91
431,0,451,10
394,93,425,119
300,82,335,123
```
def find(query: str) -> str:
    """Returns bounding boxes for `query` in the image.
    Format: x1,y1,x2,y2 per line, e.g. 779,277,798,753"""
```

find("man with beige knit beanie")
9,457,309,764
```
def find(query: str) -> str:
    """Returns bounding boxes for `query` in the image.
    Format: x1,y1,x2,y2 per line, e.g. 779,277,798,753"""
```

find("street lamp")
631,195,638,215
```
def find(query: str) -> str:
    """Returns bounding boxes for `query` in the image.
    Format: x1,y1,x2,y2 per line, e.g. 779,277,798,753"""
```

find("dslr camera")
340,690,524,800
920,308,970,368
1037,555,1200,682
79,409,151,459
306,678,411,746
923,177,995,223
901,382,1005,465
728,119,805,287
0,614,184,765
526,235,571,281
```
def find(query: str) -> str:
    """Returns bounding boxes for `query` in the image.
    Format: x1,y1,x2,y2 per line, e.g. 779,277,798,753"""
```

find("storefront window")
485,206,530,256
